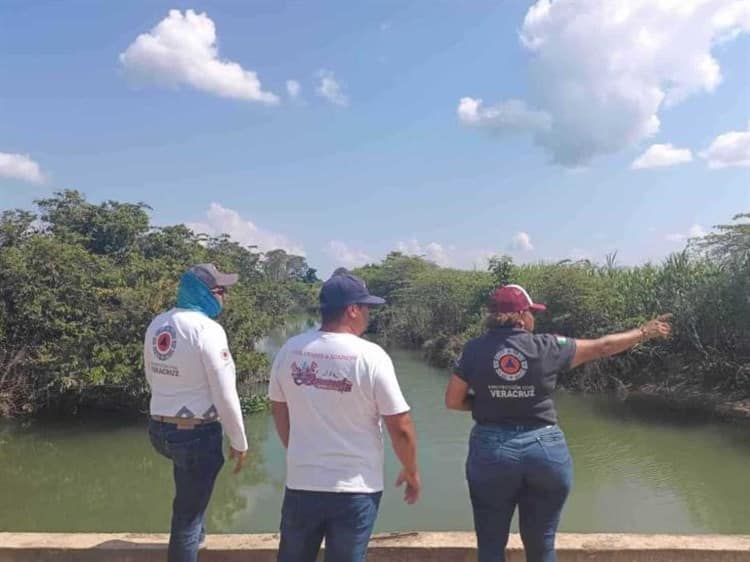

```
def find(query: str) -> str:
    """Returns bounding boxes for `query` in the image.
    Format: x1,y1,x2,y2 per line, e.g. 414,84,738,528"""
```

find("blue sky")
1,0,749,275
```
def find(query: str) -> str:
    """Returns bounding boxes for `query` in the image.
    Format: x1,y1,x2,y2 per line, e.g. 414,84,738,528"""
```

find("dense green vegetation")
0,191,318,417
2,191,746,418
357,214,750,402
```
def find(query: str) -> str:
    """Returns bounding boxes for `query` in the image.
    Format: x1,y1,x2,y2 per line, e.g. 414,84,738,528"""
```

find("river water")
1,319,748,534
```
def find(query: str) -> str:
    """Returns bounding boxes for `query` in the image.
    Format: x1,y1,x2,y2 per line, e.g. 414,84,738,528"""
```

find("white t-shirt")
144,308,248,452
268,330,410,493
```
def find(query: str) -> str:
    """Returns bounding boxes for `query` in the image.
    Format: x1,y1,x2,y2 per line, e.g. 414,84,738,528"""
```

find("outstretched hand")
395,469,421,505
641,313,673,341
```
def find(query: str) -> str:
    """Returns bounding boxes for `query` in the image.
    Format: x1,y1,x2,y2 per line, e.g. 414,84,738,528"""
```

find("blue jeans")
277,488,382,562
466,424,573,562
149,419,225,562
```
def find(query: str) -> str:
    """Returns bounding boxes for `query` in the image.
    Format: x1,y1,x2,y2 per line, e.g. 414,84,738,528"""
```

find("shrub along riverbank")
356,213,750,418
0,191,318,418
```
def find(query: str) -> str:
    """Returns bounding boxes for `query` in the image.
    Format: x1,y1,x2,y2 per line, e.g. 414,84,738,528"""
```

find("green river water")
1,320,748,534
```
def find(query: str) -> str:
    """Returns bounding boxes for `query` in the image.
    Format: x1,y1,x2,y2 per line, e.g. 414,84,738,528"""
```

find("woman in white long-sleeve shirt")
144,263,248,562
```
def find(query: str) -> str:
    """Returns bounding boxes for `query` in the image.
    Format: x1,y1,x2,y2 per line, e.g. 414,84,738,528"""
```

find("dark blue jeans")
277,488,382,562
149,419,225,562
466,424,573,562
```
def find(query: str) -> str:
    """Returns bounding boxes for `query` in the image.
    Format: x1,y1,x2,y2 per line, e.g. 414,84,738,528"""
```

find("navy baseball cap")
320,271,386,310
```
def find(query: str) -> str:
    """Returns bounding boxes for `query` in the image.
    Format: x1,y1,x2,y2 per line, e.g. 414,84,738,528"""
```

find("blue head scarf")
176,271,222,318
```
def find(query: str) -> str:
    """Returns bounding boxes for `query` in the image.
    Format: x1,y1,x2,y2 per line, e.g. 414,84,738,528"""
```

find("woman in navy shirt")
445,284,671,562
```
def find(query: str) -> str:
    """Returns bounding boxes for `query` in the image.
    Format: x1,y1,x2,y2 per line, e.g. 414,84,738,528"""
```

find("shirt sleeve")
371,348,410,416
143,329,153,389
536,334,577,375
199,324,248,452
268,348,286,403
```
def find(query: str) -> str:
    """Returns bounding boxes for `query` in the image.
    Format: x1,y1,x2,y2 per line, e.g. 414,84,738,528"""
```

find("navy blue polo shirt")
454,327,576,425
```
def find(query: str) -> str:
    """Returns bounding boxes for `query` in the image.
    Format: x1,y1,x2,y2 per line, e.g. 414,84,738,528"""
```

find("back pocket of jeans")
537,433,570,464
165,436,203,469
469,436,504,465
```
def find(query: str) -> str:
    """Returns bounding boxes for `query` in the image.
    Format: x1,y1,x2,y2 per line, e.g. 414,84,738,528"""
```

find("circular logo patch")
493,348,528,381
153,325,177,361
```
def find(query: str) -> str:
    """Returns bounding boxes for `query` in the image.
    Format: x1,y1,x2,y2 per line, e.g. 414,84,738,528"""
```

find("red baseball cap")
489,284,547,313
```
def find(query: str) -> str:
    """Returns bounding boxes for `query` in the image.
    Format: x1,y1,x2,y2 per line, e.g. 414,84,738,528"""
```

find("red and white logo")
492,348,528,381
152,325,177,361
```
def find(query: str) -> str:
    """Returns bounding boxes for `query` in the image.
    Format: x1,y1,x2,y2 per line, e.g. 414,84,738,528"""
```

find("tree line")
356,213,749,407
0,191,318,417
2,191,747,418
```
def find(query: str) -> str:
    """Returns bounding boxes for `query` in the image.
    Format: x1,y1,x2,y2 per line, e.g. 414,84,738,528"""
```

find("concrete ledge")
1,532,749,561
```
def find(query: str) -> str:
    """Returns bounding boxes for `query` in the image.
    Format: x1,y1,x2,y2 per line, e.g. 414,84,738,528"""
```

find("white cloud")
316,70,349,106
0,152,46,184
458,97,551,134
396,239,452,267
286,80,301,99
666,224,708,242
187,203,304,255
632,143,693,169
508,231,534,252
701,122,750,168
325,241,373,269
460,0,750,166
120,9,279,104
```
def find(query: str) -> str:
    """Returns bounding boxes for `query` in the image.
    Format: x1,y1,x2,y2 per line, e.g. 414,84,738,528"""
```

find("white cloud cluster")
316,70,349,106
459,0,750,165
0,152,46,184
396,239,452,266
508,231,534,252
187,203,305,255
120,10,279,104
632,143,693,169
325,241,373,269
457,98,551,134
701,122,750,168
286,80,301,99
666,224,708,242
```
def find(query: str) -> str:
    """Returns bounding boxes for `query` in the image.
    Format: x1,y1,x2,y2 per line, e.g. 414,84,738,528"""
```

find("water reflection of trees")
206,412,281,532
0,413,278,533
3,378,750,534
558,392,750,534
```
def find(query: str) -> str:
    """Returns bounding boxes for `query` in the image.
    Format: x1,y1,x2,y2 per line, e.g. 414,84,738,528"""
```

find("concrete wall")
1,532,749,562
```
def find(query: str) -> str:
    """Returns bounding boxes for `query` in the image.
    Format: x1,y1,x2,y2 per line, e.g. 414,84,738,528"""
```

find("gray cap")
189,263,239,289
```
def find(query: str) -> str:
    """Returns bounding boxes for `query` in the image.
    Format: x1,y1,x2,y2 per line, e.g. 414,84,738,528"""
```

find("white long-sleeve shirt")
144,308,248,451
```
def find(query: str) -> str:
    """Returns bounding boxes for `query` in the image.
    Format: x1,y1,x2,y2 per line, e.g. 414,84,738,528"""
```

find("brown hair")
484,311,525,330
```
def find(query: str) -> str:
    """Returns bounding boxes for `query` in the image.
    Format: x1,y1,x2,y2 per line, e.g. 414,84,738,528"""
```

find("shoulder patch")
555,336,569,345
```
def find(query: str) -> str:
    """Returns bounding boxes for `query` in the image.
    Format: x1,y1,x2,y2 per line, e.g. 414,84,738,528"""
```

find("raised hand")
641,313,673,340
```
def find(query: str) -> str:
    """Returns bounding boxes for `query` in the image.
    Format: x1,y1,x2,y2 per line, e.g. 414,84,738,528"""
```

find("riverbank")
630,385,750,422
2,532,750,562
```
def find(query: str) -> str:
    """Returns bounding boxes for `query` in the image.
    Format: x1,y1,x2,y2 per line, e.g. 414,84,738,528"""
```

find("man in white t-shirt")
269,270,420,562
145,263,249,562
